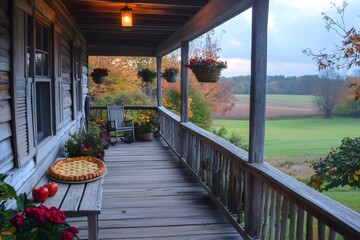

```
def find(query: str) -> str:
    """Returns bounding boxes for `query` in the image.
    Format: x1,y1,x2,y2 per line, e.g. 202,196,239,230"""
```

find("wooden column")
180,41,189,122
156,57,162,107
245,0,269,237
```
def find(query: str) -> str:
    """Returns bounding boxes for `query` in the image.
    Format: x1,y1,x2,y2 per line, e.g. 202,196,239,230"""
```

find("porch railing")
89,105,360,239
158,106,360,240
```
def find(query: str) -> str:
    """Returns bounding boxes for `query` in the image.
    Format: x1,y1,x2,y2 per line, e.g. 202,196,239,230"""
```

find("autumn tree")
313,69,345,118
303,1,360,100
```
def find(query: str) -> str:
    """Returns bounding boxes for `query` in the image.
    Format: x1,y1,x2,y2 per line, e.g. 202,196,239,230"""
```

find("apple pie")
48,157,107,181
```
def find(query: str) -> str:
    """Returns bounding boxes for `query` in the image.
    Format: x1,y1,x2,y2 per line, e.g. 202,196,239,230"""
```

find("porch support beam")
156,57,162,107
245,0,269,238
156,0,251,57
180,41,189,122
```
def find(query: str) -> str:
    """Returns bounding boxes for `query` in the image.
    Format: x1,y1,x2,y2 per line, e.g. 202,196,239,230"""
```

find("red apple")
44,182,58,197
32,186,49,202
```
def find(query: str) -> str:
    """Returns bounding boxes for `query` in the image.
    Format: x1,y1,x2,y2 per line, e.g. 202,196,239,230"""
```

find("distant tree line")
222,74,342,95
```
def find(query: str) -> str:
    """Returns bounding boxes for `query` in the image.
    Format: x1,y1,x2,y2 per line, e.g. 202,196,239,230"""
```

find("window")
35,19,52,142
35,21,49,77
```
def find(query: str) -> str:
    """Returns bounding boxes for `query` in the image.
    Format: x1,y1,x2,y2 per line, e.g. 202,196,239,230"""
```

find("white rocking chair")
107,106,135,143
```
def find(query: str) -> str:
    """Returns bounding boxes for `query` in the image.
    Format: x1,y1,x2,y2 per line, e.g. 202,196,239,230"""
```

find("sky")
213,0,360,78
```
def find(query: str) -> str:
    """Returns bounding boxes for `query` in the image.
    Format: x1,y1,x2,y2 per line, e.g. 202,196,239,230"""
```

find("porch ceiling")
62,0,252,57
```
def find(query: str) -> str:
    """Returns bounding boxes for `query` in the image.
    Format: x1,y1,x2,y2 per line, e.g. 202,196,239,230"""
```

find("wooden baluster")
288,202,296,240
269,190,277,240
280,197,289,240
261,186,271,239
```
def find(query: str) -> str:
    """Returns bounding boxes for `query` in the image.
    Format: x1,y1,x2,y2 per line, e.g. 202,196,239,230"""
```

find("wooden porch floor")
69,137,241,239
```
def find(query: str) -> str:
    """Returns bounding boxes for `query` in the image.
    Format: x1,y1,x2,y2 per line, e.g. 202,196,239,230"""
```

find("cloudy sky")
214,0,360,77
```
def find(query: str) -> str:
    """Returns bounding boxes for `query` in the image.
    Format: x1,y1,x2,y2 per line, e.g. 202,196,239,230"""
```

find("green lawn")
213,117,359,158
236,94,316,108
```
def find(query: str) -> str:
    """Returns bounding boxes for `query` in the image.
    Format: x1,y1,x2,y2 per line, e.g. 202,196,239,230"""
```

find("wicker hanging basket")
92,75,106,84
191,66,222,83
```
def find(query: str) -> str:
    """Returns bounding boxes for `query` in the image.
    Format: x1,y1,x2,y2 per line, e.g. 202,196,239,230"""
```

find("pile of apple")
32,182,58,202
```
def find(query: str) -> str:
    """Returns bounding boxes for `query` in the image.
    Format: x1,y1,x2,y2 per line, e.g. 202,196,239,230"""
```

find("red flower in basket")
90,68,109,78
184,57,227,82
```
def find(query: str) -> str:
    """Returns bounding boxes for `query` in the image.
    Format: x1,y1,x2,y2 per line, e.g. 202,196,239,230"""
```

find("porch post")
156,57,162,107
246,0,269,237
179,41,189,160
180,41,189,122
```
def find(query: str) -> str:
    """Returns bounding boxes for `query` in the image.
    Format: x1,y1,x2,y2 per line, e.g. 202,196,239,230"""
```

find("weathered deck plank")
68,137,241,239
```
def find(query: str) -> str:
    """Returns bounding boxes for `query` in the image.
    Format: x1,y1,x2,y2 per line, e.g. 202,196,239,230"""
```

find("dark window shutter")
54,30,63,129
14,78,36,166
12,7,36,167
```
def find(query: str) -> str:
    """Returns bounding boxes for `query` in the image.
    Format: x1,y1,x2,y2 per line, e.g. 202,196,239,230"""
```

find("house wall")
0,0,89,194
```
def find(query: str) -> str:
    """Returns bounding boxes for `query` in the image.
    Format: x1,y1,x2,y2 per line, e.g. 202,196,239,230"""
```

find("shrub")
212,126,247,149
308,137,360,191
334,100,360,117
164,86,212,129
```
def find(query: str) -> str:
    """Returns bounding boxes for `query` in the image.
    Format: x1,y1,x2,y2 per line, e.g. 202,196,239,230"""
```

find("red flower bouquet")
11,205,79,240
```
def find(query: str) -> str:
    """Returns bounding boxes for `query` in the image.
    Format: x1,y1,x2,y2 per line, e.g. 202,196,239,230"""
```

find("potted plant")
184,57,227,83
161,67,179,83
90,68,109,84
137,68,157,83
63,124,110,160
137,113,159,141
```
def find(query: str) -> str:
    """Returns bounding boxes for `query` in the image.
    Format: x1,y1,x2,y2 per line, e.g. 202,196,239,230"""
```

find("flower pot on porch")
191,66,222,83
141,132,153,141
92,75,106,84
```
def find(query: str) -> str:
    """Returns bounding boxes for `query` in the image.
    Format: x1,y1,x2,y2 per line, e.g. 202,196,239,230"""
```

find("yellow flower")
95,118,103,125
353,174,359,181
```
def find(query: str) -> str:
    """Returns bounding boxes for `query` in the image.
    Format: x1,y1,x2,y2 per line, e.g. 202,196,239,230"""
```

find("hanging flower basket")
92,75,106,84
185,57,227,83
191,66,222,83
90,68,109,84
161,67,179,83
137,68,156,82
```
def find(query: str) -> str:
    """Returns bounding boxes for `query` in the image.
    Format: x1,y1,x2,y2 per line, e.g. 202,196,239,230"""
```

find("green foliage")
64,125,109,160
308,137,360,191
211,126,247,149
164,86,213,129
334,99,360,117
1,174,18,235
137,68,156,82
0,175,18,202
1,176,34,238
92,90,152,106
188,87,212,129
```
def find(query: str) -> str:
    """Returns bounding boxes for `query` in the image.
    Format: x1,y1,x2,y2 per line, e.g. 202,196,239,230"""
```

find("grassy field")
213,94,359,212
213,117,359,158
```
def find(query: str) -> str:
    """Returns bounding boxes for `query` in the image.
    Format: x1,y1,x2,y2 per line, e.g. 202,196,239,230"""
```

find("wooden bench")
30,170,104,240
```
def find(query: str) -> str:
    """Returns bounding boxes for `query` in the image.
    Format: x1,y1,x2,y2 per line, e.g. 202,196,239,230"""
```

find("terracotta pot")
141,132,153,141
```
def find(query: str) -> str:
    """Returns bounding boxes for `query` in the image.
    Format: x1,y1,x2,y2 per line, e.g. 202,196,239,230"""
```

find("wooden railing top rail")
158,106,360,239
158,106,180,121
90,105,158,111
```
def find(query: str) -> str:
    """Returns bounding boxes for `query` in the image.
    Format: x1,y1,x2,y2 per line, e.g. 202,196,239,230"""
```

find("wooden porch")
69,138,242,239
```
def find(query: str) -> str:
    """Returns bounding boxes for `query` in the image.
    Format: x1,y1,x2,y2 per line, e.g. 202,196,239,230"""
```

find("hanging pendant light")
121,4,133,31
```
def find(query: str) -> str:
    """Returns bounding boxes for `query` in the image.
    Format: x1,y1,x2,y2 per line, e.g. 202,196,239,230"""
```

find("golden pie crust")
48,157,107,181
